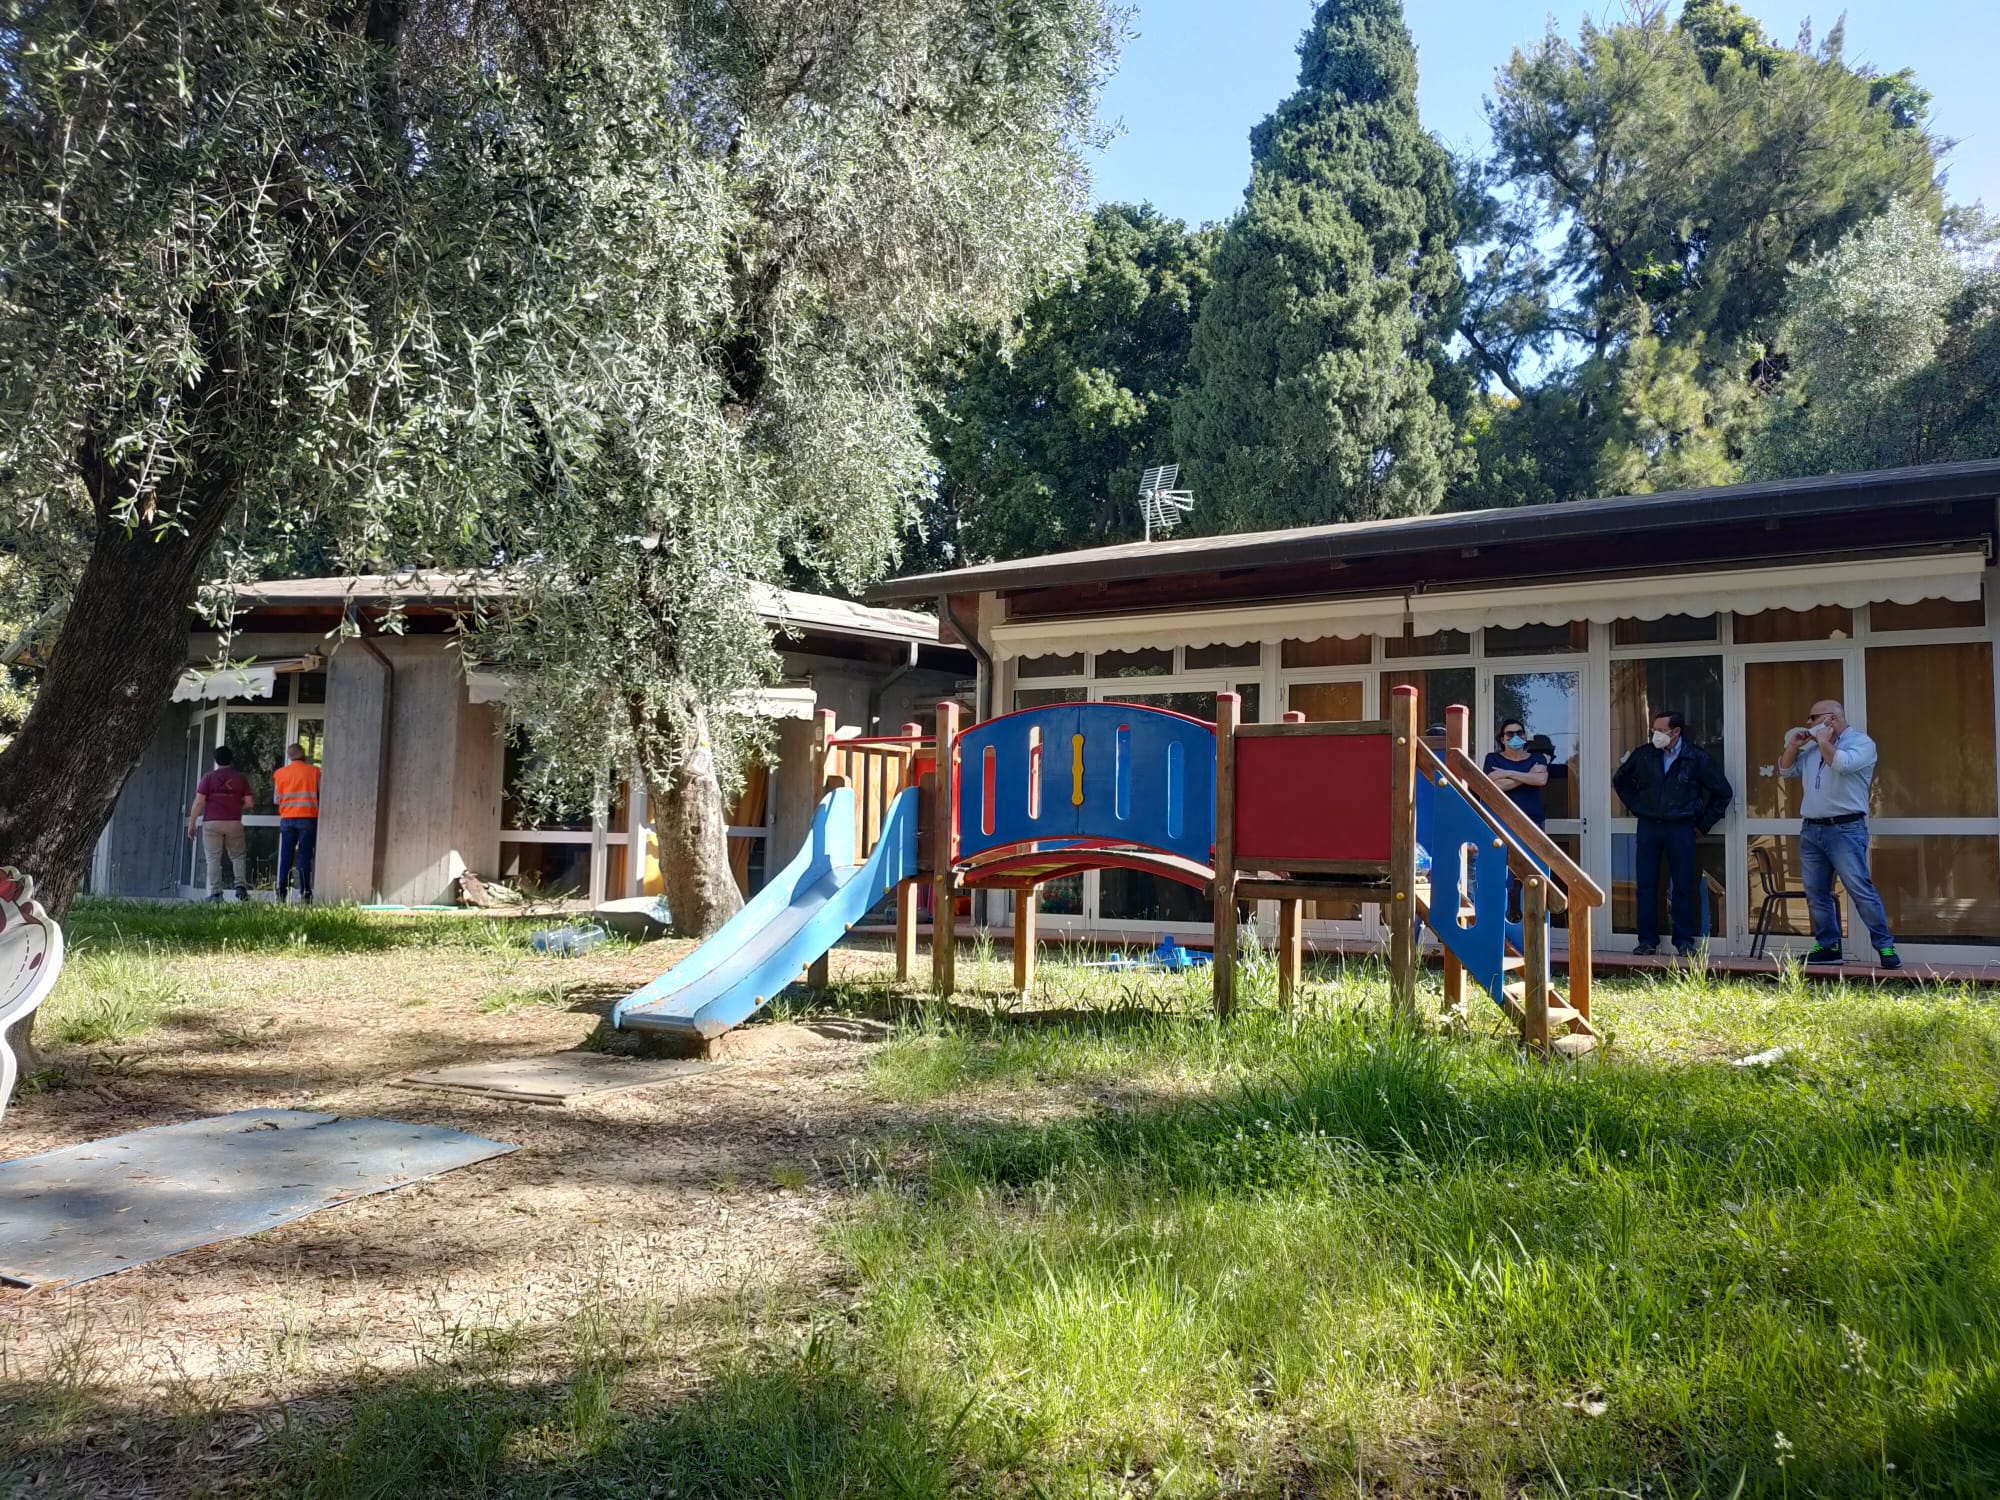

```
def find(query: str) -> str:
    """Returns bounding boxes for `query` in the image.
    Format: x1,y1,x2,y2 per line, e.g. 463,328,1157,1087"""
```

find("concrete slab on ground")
0,1109,515,1289
399,1051,727,1105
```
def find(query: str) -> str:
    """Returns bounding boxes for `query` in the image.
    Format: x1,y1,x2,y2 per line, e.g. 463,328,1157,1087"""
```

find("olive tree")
0,0,1116,940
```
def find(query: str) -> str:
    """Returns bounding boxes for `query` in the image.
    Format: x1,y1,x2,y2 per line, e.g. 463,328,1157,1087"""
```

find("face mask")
1651,730,1674,751
1505,735,1526,750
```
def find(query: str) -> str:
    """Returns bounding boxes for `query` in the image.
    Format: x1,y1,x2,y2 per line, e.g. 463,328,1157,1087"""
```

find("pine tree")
1174,0,1461,531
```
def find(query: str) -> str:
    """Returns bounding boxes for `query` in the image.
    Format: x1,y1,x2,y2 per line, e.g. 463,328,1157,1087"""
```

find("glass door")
1488,666,1586,940
1738,653,1853,953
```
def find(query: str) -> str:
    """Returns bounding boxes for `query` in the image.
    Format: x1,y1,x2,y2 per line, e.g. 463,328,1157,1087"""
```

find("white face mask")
1651,730,1674,751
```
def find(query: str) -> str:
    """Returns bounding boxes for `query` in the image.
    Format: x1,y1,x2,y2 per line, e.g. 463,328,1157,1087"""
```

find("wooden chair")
0,867,63,1122
1749,843,1809,959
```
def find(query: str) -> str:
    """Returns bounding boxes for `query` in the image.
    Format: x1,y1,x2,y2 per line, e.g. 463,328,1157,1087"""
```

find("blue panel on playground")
1423,775,1515,1005
0,1110,516,1289
955,703,1215,865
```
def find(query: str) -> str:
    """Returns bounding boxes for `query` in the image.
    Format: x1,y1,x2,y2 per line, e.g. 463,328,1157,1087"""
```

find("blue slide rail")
611,786,919,1043
1416,762,1551,1008
954,702,1215,866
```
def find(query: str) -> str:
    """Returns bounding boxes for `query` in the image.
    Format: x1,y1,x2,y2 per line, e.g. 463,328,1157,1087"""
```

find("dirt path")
0,936,911,1490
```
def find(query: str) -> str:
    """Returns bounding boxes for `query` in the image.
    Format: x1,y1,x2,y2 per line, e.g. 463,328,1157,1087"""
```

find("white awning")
172,655,322,703
467,669,523,705
726,684,819,721
1408,552,1986,635
991,594,1409,661
988,550,1987,661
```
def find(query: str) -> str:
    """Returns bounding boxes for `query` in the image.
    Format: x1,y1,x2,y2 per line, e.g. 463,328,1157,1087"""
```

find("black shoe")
1876,946,1903,971
1632,943,1660,957
235,887,249,903
1675,944,1701,960
1803,945,1843,965
207,891,225,903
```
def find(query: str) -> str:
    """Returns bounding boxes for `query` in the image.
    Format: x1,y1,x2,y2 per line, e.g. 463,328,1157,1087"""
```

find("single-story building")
873,458,2000,966
85,575,969,906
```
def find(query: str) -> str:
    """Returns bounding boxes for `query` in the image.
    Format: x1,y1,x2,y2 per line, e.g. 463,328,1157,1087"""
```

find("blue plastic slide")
611,786,920,1045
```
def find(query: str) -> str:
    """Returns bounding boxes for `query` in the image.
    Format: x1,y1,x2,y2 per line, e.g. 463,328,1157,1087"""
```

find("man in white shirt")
1778,699,1900,969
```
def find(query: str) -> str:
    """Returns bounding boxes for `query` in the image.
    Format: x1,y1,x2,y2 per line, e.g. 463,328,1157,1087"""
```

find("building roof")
869,459,2000,604
234,574,954,649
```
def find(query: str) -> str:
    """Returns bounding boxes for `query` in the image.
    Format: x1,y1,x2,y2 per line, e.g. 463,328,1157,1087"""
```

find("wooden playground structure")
806,686,1605,1053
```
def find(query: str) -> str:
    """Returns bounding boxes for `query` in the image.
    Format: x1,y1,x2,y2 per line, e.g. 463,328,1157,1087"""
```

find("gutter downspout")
864,641,921,733
348,608,396,903
936,594,992,725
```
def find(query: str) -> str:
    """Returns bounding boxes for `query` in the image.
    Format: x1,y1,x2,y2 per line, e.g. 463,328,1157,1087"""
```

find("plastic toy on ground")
1081,934,1214,972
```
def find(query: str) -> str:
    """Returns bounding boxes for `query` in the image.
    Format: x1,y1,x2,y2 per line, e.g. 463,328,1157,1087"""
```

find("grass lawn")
3,905,1997,1497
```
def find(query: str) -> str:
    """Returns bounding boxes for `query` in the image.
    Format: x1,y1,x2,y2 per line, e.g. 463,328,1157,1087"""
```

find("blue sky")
1088,0,1999,227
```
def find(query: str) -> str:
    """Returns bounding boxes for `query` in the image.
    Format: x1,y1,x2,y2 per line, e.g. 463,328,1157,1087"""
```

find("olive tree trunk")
647,699,744,939
0,475,232,1061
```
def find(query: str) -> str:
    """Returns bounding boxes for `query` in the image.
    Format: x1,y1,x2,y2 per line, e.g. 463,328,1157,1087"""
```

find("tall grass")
843,961,2000,1497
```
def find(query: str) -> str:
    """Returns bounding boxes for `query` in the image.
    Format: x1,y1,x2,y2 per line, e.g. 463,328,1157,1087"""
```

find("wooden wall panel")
100,708,192,897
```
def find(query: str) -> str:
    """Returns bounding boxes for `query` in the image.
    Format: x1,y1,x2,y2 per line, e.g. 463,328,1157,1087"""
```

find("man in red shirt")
186,745,254,901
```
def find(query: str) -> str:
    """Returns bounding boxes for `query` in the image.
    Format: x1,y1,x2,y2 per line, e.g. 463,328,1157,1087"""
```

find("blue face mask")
1505,735,1526,750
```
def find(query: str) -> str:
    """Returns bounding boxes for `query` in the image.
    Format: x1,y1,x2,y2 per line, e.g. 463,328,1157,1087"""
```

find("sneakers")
1803,945,1843,965
1632,943,1660,957
1876,946,1903,971
235,887,249,903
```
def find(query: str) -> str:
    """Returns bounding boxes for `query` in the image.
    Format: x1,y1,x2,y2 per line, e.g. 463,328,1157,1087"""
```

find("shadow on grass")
1,1325,971,1500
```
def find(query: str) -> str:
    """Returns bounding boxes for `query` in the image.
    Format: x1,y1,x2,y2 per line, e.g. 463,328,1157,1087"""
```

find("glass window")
1611,831,1728,939
1383,629,1470,660
222,713,289,816
1281,635,1371,669
1185,641,1261,670
1288,681,1366,722
500,841,591,899
1742,658,1844,820
1101,688,1258,723
1734,605,1853,643
1871,835,2000,944
1017,653,1084,680
1093,647,1173,679
1382,668,1474,738
1613,614,1717,646
1493,670,1580,820
1098,867,1210,925
295,670,329,704
1869,592,1985,633
1039,875,1084,916
294,720,325,766
1608,656,1724,785
1865,643,1997,818
1484,621,1587,658
503,732,593,831
1013,686,1087,711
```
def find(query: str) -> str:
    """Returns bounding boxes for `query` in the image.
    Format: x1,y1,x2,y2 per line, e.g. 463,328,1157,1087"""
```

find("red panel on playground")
1233,734,1392,865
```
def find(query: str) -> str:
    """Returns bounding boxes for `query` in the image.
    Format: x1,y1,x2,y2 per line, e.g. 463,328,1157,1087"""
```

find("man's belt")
1802,812,1865,827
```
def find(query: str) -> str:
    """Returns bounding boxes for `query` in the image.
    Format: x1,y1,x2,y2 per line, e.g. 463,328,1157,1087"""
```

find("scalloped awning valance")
988,550,1987,661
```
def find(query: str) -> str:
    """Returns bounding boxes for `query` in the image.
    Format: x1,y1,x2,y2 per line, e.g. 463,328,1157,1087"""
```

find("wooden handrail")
1442,746,1607,908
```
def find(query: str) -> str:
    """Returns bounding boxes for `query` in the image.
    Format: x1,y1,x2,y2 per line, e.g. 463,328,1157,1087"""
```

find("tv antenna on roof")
1138,463,1194,542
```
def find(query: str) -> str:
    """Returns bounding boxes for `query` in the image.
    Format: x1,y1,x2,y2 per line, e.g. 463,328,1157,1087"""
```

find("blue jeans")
1800,819,1893,953
1635,819,1699,950
277,818,317,899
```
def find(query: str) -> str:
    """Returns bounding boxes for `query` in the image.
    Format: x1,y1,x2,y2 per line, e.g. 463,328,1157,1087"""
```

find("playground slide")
611,785,920,1045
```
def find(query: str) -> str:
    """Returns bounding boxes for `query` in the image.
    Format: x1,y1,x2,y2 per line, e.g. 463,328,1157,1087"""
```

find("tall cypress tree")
1175,0,1461,530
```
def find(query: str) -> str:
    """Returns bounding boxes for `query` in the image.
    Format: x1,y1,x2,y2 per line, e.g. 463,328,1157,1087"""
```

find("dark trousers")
277,817,317,898
1635,818,1698,949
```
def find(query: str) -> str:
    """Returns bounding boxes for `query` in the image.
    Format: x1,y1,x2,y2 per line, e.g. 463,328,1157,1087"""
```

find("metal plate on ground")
0,1109,516,1290
398,1052,725,1105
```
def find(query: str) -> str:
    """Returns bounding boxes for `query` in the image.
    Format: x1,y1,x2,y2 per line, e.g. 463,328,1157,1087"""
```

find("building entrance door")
1737,653,1853,955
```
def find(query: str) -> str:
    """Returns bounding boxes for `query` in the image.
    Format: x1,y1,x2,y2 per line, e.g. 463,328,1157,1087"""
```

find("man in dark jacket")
1612,709,1733,957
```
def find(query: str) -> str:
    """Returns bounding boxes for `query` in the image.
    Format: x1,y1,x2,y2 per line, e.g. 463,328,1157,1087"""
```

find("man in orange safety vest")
273,743,321,904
